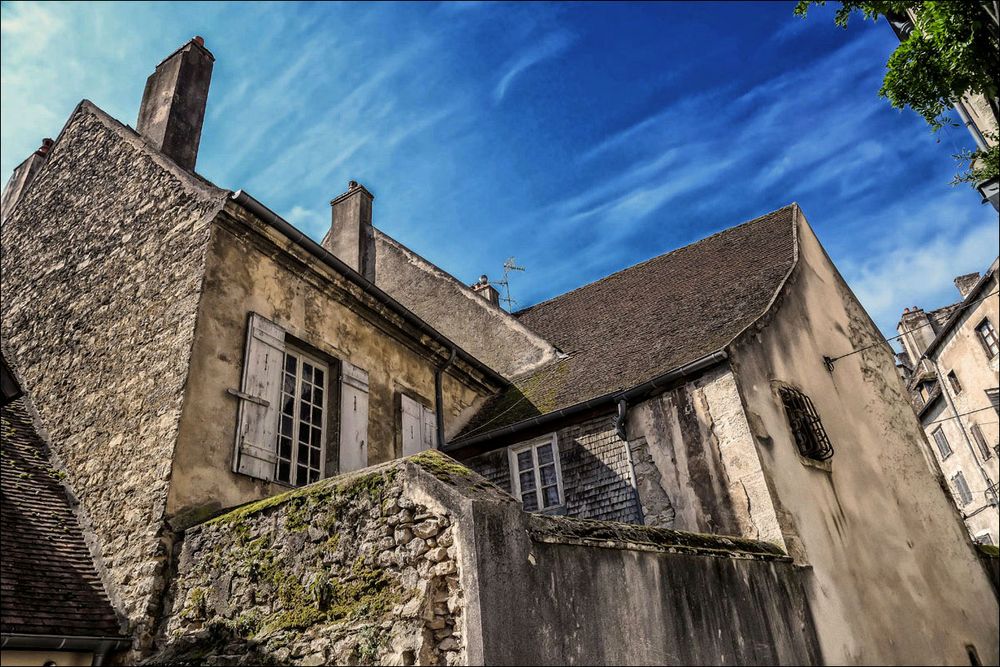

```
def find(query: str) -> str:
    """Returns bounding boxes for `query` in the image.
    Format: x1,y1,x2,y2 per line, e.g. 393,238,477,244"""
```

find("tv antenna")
492,257,525,312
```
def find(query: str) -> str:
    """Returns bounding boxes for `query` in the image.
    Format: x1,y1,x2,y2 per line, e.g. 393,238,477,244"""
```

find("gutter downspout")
436,347,457,449
446,350,728,452
229,190,505,389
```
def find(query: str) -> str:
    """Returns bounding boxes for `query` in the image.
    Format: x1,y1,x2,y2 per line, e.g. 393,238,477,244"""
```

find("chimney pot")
136,37,215,171
194,35,205,47
35,138,54,157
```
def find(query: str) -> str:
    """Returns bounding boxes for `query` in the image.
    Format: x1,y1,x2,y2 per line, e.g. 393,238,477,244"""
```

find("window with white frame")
932,427,952,460
275,347,328,486
509,436,564,512
952,471,973,506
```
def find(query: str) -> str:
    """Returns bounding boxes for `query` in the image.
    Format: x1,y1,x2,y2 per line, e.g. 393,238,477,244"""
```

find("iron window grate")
779,386,834,461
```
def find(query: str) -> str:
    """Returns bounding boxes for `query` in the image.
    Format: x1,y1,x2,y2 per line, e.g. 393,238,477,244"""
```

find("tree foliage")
795,1,1000,185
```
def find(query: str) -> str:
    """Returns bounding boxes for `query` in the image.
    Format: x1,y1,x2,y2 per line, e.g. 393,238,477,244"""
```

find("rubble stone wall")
154,462,465,666
0,101,227,648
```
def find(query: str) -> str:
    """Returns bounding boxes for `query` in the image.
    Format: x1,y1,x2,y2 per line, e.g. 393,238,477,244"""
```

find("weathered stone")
425,547,448,563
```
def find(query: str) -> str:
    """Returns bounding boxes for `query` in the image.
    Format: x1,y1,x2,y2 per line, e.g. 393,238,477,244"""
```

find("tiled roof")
1,397,122,638
455,205,798,440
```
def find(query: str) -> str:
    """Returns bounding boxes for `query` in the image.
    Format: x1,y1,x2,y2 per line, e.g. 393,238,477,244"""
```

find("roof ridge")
515,203,798,317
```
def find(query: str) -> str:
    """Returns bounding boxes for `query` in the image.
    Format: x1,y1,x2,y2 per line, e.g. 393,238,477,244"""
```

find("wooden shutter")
401,393,422,457
234,313,285,480
339,361,369,473
421,404,437,451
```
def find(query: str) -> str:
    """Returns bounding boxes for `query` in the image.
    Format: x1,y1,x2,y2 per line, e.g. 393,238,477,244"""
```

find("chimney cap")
35,138,54,157
330,180,375,206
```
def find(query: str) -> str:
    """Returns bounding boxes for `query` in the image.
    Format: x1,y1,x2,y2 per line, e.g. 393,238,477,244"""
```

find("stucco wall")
625,366,784,544
0,101,226,647
166,205,495,528
727,209,999,664
373,230,560,379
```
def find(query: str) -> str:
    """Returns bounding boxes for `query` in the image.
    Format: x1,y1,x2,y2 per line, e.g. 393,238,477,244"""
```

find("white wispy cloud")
493,30,575,103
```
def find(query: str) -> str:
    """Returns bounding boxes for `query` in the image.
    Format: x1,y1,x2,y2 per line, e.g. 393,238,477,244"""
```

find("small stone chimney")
323,181,376,281
1,138,54,223
471,275,500,307
953,272,981,299
136,36,214,171
897,306,936,366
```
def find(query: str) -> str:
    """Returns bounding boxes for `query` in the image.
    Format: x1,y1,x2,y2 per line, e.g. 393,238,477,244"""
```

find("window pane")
277,461,290,483
313,368,325,385
539,464,557,487
279,437,292,459
283,372,295,395
301,385,312,404
522,492,538,511
303,364,313,383
284,354,297,373
537,443,554,465
543,486,560,508
314,386,324,404
519,470,536,492
282,396,295,416
310,447,320,468
516,450,533,472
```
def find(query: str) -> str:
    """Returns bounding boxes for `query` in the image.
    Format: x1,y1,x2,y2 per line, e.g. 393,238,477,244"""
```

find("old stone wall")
727,208,999,664
0,101,227,648
154,462,465,666
463,415,642,523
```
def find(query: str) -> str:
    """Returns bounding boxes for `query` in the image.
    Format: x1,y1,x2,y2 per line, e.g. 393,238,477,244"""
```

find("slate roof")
1,396,122,638
454,204,799,440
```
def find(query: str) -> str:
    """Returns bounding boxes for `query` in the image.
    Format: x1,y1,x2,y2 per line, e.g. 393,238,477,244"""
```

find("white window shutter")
422,404,437,450
234,313,285,481
401,393,422,457
339,361,369,473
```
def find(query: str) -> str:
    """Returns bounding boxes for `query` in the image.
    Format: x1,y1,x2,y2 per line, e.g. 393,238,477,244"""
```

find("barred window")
778,386,833,461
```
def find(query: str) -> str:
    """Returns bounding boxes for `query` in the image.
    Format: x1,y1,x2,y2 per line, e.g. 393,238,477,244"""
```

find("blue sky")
2,1,997,337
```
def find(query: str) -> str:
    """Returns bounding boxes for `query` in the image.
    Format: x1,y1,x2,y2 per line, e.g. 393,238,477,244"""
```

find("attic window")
778,386,833,461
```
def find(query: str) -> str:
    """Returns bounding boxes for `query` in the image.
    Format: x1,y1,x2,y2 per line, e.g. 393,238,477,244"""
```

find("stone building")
896,260,1000,545
1,38,998,666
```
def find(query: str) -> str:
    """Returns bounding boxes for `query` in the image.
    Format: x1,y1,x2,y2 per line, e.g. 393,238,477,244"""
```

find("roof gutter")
445,349,728,453
1,633,131,664
229,190,505,388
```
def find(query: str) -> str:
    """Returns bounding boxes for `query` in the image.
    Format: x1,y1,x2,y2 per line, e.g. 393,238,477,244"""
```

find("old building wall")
166,204,494,528
927,265,999,544
727,209,999,664
626,366,784,544
0,101,227,647
373,230,560,379
154,461,466,666
462,414,642,523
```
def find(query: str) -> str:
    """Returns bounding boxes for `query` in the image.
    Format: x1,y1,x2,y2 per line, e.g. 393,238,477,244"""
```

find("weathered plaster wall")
469,495,821,665
373,230,560,378
626,365,784,544
463,414,642,523
167,206,495,528
727,209,999,664
154,461,466,666
0,101,226,647
925,264,999,545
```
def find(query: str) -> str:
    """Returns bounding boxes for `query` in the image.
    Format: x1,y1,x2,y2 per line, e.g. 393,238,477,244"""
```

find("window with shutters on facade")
970,423,993,461
400,393,436,457
233,312,371,486
932,427,952,460
951,471,973,507
509,435,564,512
975,318,998,358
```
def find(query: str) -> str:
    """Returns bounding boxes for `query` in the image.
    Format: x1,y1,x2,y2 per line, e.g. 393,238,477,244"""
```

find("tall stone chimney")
1,138,53,223
953,272,981,299
136,36,214,171
897,307,936,366
322,181,376,281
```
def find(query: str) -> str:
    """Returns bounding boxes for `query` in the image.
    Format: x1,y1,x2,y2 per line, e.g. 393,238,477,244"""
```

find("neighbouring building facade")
1,38,997,666
896,260,1000,545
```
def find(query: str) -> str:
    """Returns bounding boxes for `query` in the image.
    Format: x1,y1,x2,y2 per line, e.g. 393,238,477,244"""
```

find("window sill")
796,453,832,473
